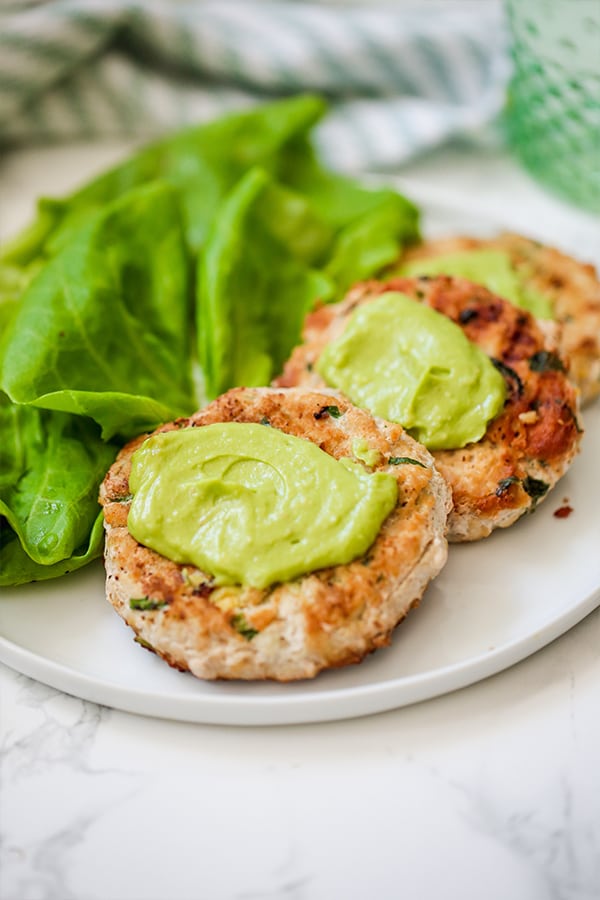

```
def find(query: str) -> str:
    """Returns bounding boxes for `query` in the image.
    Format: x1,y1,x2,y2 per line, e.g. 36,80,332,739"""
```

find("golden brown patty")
401,233,600,404
276,277,582,541
99,387,451,681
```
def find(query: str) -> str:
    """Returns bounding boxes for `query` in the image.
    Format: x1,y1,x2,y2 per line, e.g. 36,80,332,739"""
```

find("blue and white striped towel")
0,0,508,172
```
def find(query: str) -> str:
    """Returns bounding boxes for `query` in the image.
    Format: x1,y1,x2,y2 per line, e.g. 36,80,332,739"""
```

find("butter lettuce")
0,514,105,587
1,94,327,267
0,394,117,585
0,266,22,334
198,168,334,398
1,92,418,282
325,194,420,295
254,180,335,267
1,182,195,440
280,133,420,231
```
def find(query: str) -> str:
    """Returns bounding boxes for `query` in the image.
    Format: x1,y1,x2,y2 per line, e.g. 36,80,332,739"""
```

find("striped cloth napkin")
0,0,508,172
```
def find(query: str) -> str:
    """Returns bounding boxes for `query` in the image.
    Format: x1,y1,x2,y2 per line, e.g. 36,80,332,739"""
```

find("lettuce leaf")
276,133,420,296
198,168,334,398
1,182,195,440
0,514,105,587
280,135,420,232
324,194,419,295
0,394,117,585
254,180,334,267
1,94,327,266
0,264,25,334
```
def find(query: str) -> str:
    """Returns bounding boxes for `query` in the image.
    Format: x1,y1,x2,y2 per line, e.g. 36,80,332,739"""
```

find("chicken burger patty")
401,233,600,404
276,277,582,542
100,387,451,681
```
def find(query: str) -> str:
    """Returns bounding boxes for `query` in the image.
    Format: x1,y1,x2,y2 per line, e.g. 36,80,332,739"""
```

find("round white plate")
1,195,599,725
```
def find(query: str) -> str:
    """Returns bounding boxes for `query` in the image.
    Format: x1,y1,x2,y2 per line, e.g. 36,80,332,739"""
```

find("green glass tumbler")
504,0,600,212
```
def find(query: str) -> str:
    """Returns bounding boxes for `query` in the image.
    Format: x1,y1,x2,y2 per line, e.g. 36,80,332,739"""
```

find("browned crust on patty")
100,387,451,681
401,233,600,404
276,277,582,541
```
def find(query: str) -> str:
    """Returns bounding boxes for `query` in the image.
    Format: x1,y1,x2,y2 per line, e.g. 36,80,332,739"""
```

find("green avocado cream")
316,292,506,451
400,248,553,319
127,422,398,589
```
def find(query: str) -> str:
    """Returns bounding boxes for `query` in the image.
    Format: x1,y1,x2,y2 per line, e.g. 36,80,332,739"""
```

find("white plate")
1,197,599,726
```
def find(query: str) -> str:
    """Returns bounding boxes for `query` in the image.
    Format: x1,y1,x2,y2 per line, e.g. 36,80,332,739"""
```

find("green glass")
504,0,600,212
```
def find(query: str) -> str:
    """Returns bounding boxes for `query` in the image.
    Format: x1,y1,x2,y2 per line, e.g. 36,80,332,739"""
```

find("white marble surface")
1,140,600,900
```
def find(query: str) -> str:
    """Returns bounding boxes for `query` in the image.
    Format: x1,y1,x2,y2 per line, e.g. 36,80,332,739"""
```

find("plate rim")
2,583,598,726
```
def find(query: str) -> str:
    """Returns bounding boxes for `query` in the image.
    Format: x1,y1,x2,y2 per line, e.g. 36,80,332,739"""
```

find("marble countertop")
1,140,599,900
